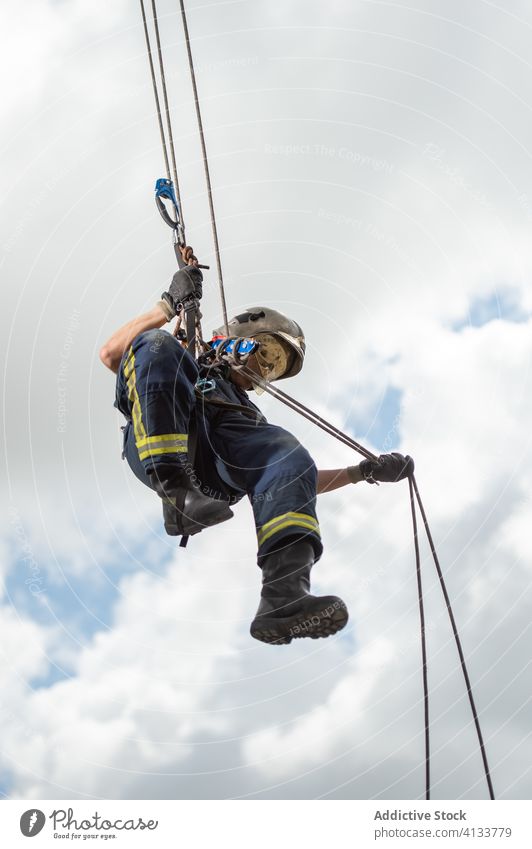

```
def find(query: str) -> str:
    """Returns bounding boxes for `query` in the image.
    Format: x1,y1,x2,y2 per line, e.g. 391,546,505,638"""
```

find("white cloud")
242,637,395,779
4,512,253,798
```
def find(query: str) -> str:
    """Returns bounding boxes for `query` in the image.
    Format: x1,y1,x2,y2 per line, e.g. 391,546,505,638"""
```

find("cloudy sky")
1,0,532,801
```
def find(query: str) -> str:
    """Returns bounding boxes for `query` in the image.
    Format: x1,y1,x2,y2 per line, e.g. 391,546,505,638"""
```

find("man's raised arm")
99,304,170,373
100,265,203,373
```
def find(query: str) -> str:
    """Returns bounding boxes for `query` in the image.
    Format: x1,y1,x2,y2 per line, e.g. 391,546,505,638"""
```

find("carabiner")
195,378,216,395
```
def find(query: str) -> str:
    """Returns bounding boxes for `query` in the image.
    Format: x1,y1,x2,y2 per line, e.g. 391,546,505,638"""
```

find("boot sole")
250,596,349,645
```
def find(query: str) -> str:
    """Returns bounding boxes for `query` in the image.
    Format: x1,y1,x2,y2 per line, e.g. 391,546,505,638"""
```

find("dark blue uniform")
115,329,322,561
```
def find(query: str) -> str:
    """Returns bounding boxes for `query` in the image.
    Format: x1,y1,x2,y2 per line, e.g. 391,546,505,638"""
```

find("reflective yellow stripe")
124,348,147,445
138,444,188,461
257,512,320,547
123,350,189,460
258,519,319,546
259,511,318,533
136,433,188,448
123,350,135,375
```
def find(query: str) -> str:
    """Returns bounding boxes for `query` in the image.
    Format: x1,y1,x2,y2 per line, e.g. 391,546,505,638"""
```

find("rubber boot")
250,540,348,645
148,465,234,537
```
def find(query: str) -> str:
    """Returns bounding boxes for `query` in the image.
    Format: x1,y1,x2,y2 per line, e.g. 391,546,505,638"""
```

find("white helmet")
213,307,305,380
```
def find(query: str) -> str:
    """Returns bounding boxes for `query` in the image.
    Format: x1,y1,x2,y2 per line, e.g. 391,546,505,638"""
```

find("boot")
148,465,234,537
250,540,348,645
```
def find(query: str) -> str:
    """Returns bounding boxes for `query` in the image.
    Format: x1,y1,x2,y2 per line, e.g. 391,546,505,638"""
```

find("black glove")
161,265,203,316
359,452,414,484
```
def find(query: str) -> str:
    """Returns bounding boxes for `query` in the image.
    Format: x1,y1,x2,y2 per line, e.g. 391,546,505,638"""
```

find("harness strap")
178,409,198,549
194,390,266,423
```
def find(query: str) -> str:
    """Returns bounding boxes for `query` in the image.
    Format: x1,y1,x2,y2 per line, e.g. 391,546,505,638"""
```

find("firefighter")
100,265,412,644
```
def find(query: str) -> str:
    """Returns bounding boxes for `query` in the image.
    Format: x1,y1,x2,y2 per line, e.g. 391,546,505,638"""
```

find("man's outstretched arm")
99,304,169,373
317,453,414,494
317,467,362,494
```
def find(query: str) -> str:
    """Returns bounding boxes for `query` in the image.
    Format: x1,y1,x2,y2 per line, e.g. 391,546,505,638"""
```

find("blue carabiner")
154,178,183,234
155,178,178,206
195,378,216,395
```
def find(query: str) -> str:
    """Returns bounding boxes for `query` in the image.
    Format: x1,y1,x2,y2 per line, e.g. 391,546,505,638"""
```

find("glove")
161,265,203,317
359,452,414,484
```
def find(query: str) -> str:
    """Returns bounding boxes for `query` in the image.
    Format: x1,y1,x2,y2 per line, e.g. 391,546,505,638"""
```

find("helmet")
212,307,305,380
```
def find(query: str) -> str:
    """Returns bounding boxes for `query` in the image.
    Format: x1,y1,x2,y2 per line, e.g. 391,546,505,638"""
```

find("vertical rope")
149,0,184,220
412,476,495,800
239,366,494,799
178,0,230,335
139,0,171,181
409,475,431,800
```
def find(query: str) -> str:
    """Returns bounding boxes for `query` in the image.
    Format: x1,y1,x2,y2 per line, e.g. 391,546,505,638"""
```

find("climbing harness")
137,0,495,801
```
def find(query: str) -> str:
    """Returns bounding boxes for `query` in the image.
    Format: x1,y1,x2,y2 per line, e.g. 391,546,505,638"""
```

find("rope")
139,0,171,182
178,0,230,335
138,0,494,802
411,477,496,800
149,0,184,217
140,0,229,329
239,365,376,461
409,475,431,800
241,364,494,799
